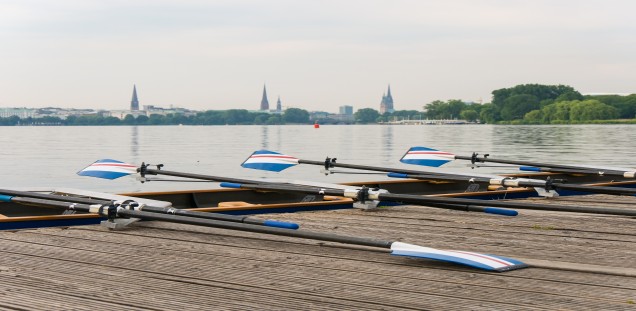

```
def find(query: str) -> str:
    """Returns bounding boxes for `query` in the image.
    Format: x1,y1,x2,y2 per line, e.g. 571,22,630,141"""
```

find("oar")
0,187,299,230
0,192,528,272
242,150,636,197
387,172,636,196
400,146,636,178
242,150,520,183
219,182,636,217
78,159,518,217
79,159,362,190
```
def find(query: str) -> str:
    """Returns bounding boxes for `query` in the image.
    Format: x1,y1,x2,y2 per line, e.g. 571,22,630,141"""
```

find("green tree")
585,94,636,119
569,100,619,121
523,110,543,123
447,100,466,119
492,84,580,122
424,100,468,119
122,114,137,125
170,114,192,125
136,115,149,125
148,114,165,125
423,100,448,119
266,115,283,125
500,94,540,121
282,108,310,123
196,110,225,125
224,109,251,124
555,91,584,103
478,103,498,124
254,114,268,125
354,108,380,123
390,110,421,120
460,109,478,122
0,116,20,125
533,99,619,123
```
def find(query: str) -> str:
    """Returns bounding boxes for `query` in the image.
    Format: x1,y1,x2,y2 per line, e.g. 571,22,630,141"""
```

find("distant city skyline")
1,1,636,112
122,84,373,113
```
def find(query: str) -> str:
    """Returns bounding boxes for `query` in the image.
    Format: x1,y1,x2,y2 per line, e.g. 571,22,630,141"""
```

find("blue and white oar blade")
390,242,528,272
400,147,456,167
77,159,138,180
241,150,300,172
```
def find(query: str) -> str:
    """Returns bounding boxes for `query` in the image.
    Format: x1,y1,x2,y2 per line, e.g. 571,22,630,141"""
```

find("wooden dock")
0,194,634,310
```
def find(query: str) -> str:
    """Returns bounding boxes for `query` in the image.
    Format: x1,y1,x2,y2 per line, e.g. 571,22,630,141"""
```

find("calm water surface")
1,124,634,193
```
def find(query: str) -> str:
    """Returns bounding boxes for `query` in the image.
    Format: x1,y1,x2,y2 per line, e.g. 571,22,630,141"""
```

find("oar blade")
241,150,300,172
390,242,528,272
400,147,455,167
77,159,138,180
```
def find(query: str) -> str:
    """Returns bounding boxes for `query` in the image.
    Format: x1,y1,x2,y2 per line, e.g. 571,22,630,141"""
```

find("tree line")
424,84,636,124
354,84,636,124
0,108,311,126
3,84,635,126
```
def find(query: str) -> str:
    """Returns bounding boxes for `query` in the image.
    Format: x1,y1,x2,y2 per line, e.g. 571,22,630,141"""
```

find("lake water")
1,124,634,193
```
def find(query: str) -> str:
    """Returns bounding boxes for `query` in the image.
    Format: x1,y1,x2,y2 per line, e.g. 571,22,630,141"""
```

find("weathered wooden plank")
0,226,633,310
0,194,634,310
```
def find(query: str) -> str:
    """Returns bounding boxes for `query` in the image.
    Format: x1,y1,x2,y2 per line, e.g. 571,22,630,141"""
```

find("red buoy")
314,122,320,128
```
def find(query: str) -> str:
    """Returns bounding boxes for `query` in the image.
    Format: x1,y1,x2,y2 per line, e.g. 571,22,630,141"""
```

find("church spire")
380,84,394,114
260,84,270,110
131,84,139,111
276,96,282,112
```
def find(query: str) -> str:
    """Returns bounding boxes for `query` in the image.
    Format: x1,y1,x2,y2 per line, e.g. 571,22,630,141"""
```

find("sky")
1,0,635,113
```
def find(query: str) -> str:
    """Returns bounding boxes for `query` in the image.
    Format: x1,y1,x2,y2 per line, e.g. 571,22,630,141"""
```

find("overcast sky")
1,0,635,112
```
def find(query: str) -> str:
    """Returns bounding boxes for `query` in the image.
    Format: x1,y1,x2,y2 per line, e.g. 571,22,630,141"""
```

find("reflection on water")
381,126,393,162
131,126,139,162
490,125,629,163
261,126,268,149
1,124,634,193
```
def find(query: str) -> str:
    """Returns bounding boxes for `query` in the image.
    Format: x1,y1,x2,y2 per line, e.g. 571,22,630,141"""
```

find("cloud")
1,0,636,111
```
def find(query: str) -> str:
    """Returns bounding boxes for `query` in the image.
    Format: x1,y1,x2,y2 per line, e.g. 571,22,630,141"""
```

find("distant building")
144,105,196,117
309,111,330,121
107,110,146,119
260,85,269,111
276,96,282,112
0,107,101,120
36,107,98,119
339,105,353,115
308,109,355,124
0,107,35,118
131,85,139,111
380,85,394,114
335,106,355,123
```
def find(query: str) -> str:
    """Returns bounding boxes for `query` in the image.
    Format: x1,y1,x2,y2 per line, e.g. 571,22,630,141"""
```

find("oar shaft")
140,205,299,229
519,166,604,175
221,182,636,217
0,188,299,230
388,172,492,183
144,168,256,184
391,173,636,196
457,155,631,177
522,182,636,196
299,159,428,175
2,195,392,249
0,188,103,205
119,209,392,247
377,192,635,216
221,182,518,216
